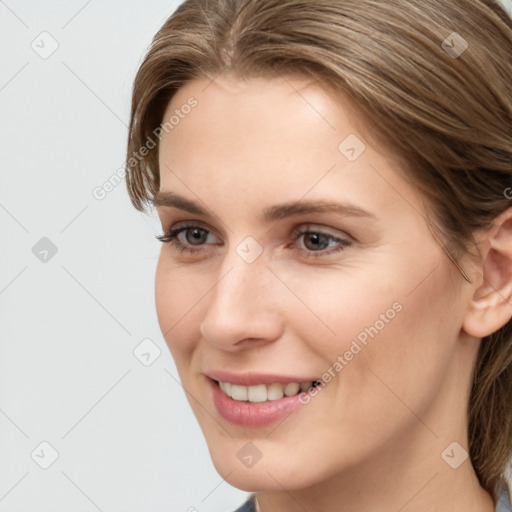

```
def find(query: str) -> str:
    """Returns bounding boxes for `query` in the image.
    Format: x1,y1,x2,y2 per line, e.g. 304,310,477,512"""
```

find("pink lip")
205,370,317,386
207,377,309,427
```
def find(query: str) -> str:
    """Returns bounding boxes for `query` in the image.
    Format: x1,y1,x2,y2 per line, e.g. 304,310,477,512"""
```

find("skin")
153,73,512,512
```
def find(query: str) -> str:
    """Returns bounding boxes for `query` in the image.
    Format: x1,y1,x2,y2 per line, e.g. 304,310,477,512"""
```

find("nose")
199,250,285,351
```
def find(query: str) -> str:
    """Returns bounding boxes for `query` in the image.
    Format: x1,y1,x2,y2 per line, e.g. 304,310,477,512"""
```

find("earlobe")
462,210,512,339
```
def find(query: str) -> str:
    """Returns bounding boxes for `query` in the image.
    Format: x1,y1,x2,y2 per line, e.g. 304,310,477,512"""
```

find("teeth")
284,382,300,396
248,384,267,403
218,380,313,402
231,384,248,401
267,383,284,400
219,381,232,396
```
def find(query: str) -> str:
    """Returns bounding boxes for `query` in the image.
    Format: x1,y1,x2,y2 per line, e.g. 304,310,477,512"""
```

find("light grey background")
1,1,511,511
0,1,248,511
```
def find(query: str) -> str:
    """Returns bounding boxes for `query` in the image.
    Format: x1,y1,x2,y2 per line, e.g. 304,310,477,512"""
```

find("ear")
463,208,512,338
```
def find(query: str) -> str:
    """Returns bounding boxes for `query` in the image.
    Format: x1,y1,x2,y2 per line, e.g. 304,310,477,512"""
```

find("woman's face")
154,74,478,491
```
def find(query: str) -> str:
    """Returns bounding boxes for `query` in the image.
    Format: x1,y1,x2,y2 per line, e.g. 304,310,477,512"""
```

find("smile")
217,380,319,403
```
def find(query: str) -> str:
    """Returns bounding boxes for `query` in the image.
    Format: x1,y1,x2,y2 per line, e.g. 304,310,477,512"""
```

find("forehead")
157,74,424,223
162,75,340,156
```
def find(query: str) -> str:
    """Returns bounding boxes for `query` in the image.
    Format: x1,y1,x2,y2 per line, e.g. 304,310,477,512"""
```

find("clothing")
497,481,512,512
233,482,512,512
233,493,256,512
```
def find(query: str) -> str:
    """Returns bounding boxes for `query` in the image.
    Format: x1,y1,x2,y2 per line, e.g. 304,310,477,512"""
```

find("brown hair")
125,0,512,498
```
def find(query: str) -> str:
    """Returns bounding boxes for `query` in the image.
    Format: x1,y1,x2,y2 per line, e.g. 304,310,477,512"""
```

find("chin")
203,434,334,492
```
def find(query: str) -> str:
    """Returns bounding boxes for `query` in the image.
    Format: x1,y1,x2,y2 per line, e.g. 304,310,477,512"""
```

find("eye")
178,227,209,245
300,232,337,251
155,223,221,253
156,222,352,258
291,226,352,257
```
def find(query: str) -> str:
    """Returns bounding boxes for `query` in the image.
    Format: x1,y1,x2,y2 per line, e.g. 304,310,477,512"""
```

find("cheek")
275,262,407,358
282,257,461,404
154,257,207,362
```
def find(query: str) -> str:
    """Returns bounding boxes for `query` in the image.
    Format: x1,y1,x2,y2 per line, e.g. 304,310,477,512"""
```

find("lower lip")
208,378,307,427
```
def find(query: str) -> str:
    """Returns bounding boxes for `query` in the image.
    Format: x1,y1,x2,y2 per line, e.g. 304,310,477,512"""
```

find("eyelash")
155,222,352,258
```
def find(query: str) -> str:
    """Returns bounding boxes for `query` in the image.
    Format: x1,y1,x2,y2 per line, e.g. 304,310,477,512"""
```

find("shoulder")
496,480,512,512
233,494,256,512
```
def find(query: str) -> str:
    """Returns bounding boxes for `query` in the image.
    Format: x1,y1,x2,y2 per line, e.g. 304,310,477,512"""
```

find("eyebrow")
153,191,376,223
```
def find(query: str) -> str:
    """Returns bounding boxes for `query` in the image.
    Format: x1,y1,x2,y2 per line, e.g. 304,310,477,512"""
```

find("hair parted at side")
125,0,512,498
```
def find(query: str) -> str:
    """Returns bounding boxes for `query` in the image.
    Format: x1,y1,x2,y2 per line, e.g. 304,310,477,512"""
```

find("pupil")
187,228,207,245
305,233,328,251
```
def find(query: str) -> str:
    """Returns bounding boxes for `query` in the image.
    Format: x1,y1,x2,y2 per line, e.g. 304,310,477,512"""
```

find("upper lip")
205,370,318,386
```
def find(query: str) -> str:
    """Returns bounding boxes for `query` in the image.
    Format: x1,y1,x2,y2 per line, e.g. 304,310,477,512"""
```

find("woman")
124,1,512,510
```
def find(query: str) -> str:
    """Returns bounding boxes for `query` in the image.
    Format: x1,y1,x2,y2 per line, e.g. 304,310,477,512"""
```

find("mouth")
206,374,322,427
215,379,321,403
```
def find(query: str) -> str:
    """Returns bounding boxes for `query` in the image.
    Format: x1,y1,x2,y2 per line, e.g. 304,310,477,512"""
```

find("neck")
255,433,495,512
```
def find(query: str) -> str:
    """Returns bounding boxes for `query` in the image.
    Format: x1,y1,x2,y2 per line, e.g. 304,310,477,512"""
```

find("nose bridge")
215,234,272,305
199,246,283,348
216,259,263,311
